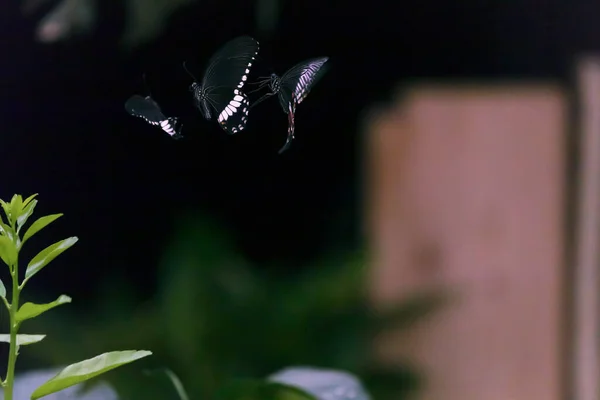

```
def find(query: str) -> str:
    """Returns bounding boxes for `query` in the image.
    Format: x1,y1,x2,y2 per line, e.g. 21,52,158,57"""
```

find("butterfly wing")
277,57,329,114
201,36,259,133
125,95,166,124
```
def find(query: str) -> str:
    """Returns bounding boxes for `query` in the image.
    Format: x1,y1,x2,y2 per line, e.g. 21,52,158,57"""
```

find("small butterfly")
125,94,183,139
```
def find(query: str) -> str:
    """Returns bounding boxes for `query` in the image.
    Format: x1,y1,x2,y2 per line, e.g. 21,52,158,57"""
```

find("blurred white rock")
0,367,118,400
23,0,197,48
22,0,281,48
268,366,371,400
25,0,97,43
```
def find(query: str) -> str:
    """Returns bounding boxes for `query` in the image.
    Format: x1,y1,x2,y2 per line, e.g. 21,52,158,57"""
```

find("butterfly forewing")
199,35,259,134
278,57,329,112
125,95,166,123
202,36,259,91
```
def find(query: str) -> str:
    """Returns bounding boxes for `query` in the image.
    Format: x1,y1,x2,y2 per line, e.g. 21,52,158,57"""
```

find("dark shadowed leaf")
144,368,190,400
22,214,64,245
30,350,153,400
25,237,78,281
16,295,72,323
0,235,18,266
0,334,46,346
215,380,317,400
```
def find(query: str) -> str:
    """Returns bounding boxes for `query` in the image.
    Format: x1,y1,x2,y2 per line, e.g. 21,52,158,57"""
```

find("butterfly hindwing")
217,88,251,134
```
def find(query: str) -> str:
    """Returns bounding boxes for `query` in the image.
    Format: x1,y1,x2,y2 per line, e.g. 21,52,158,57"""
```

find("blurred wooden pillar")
366,85,566,400
572,57,600,400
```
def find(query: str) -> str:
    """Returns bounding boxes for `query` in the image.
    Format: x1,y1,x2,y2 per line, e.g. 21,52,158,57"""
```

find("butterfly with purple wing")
249,57,329,153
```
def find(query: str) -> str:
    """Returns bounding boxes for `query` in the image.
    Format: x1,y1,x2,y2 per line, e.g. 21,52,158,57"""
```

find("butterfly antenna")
247,77,271,86
247,80,271,93
182,61,199,81
249,92,274,110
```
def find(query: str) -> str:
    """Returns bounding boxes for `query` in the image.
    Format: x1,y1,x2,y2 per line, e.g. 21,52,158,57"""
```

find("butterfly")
184,35,260,134
125,94,183,139
249,57,329,153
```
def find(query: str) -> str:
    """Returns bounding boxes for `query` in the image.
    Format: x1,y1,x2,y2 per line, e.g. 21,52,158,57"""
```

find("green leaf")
16,295,72,323
0,199,10,221
22,214,64,245
215,380,317,400
0,278,5,298
9,194,23,223
0,222,13,237
145,368,190,400
23,194,38,208
0,235,18,266
0,334,46,346
30,350,153,400
25,237,78,281
17,199,38,235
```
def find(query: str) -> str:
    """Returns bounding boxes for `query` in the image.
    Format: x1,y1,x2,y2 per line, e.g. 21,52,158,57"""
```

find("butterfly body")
125,95,183,139
186,35,259,135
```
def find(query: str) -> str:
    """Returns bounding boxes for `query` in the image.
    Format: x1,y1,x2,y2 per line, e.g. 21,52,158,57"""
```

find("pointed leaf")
0,278,5,298
0,222,13,238
9,194,23,222
17,199,38,234
23,194,39,208
16,295,72,323
0,199,9,220
22,214,63,245
30,350,153,400
0,334,46,346
0,235,18,266
25,237,78,281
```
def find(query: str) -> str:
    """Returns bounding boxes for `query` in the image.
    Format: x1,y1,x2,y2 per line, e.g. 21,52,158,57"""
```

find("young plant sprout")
0,194,152,400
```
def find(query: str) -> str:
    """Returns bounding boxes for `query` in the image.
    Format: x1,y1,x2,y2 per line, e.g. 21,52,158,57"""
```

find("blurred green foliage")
25,214,448,400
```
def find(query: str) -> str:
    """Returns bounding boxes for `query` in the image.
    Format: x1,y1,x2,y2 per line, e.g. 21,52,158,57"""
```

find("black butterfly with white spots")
125,95,183,139
249,57,329,153
184,35,259,135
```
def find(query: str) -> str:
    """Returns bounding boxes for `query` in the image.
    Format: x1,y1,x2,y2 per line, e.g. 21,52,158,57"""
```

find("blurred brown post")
366,84,566,400
572,57,600,400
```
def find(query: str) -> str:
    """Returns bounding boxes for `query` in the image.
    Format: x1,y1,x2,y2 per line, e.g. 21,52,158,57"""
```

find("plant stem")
4,254,19,400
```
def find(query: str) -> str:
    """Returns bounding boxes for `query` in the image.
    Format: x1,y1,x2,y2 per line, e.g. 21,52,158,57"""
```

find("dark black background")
0,0,593,305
